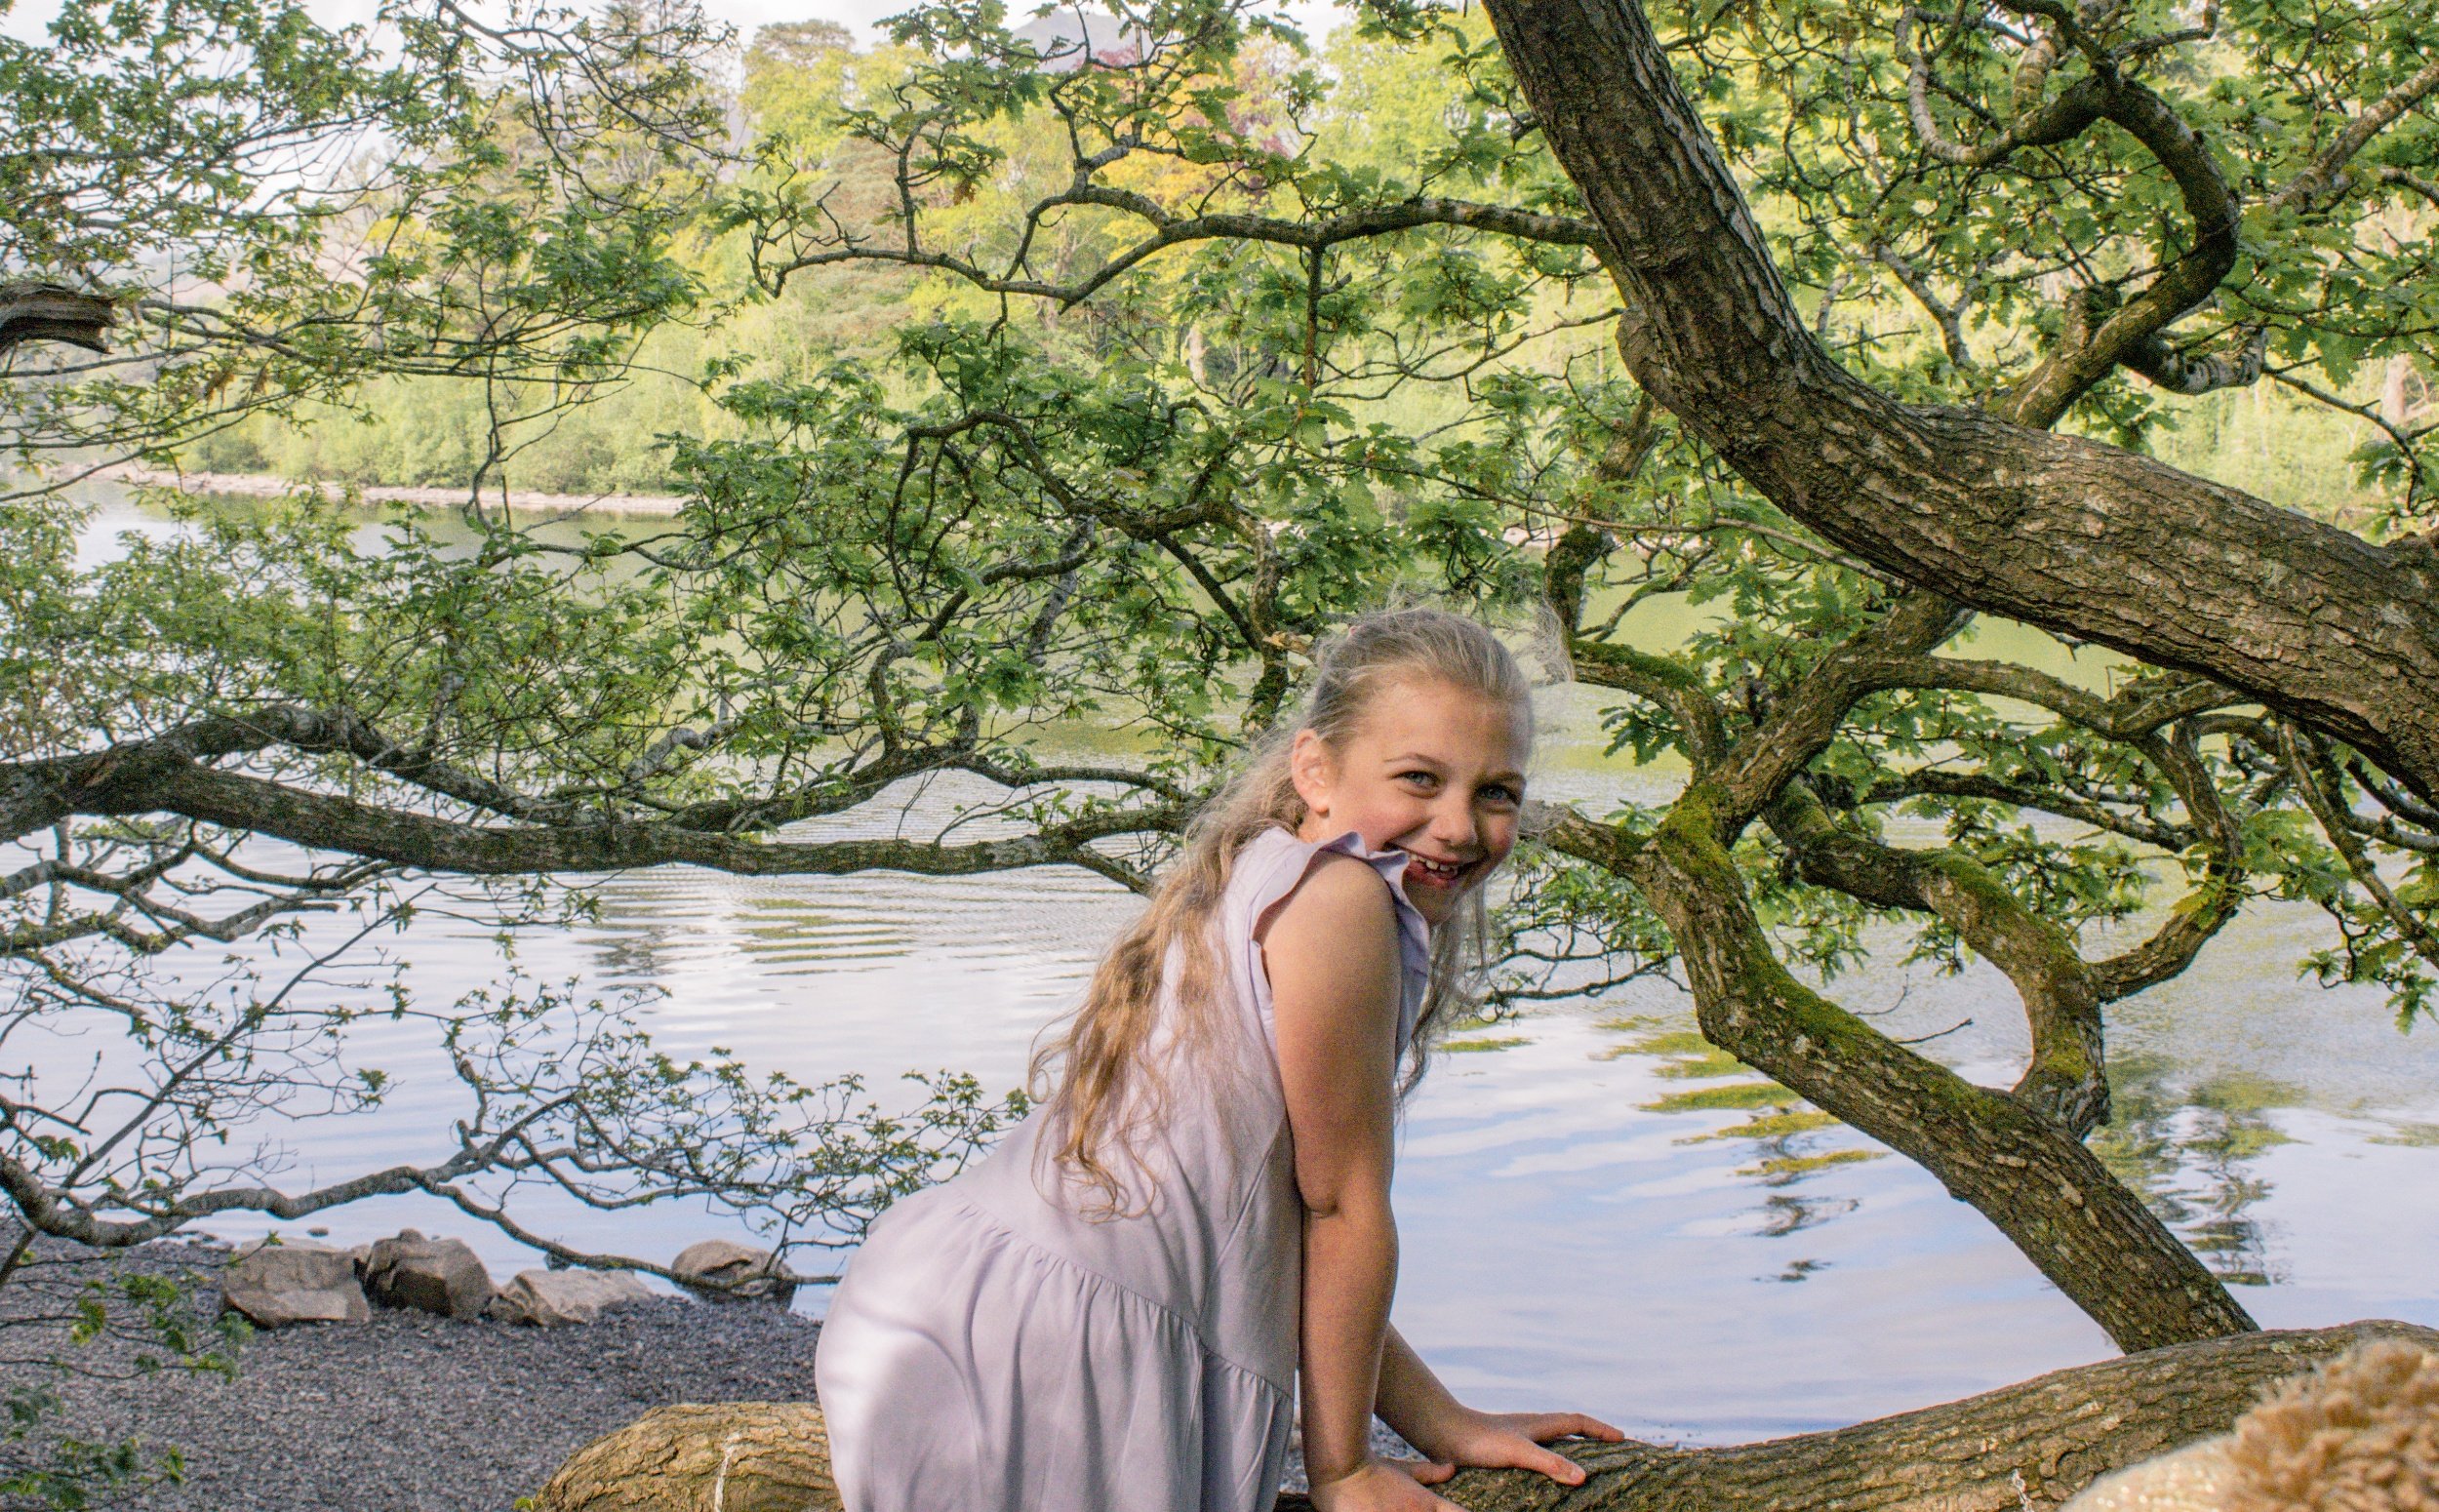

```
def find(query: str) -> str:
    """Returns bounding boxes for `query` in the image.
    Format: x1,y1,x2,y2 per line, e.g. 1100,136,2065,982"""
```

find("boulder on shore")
220,1240,370,1327
671,1240,795,1308
360,1229,494,1320
490,1268,655,1328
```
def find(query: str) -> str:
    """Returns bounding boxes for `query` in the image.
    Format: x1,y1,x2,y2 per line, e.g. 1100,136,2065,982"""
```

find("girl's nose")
1432,800,1480,853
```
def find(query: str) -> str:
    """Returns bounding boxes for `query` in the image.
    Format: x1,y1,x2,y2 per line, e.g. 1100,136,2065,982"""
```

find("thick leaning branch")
1542,793,2256,1352
0,283,115,356
1764,783,2109,1134
55,762,1181,882
1993,72,2243,430
1706,588,1967,830
1583,587,2243,1095
1478,0,2439,804
532,1324,2439,1512
5,706,1188,889
2083,728,2249,1003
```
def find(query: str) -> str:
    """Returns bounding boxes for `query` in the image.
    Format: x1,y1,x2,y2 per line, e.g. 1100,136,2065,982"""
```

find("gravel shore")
6,1235,1408,1509
1,1237,823,1512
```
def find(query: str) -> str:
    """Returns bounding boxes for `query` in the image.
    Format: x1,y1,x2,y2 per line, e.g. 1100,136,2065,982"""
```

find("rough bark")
1478,0,2439,804
531,1323,2436,1511
1762,785,2111,1134
1544,547,2269,1341
78,760,1167,877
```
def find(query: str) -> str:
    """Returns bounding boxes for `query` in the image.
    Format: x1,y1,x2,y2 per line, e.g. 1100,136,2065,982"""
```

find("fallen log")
530,1320,2437,1511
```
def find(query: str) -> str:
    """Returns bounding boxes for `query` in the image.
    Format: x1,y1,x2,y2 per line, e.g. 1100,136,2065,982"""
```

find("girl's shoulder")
1233,824,1427,952
1231,823,1434,1050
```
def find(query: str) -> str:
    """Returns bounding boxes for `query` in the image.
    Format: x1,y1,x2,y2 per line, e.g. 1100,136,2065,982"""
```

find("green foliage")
1656,0,2439,519
3,0,732,495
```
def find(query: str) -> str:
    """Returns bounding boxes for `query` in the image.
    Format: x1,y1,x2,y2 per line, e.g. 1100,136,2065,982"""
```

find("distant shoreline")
100,464,690,517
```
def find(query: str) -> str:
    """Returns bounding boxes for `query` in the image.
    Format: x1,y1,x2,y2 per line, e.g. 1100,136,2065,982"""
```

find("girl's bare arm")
1264,855,1425,1502
1376,1323,1462,1440
1377,1323,1622,1484
1268,855,1623,1506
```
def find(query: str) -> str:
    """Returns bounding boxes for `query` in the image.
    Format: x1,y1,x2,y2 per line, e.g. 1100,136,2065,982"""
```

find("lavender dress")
815,825,1432,1512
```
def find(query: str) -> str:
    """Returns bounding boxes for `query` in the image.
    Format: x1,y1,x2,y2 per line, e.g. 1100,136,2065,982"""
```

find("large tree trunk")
1613,797,2254,1352
529,1322,2434,1511
1476,0,2439,804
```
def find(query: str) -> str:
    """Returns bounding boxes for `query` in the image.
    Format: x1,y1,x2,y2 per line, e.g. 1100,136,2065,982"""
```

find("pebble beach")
1,1237,824,1512
8,1234,1419,1509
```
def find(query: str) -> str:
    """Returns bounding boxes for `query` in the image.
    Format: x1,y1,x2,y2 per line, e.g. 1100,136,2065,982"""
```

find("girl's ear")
1288,728,1335,818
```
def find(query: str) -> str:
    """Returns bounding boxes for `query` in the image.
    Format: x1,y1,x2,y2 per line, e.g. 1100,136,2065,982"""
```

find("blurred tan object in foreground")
535,1403,840,1512
2065,1340,2439,1512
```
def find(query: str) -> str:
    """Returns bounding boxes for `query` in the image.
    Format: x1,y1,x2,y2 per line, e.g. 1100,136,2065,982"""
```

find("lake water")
30,490,2439,1443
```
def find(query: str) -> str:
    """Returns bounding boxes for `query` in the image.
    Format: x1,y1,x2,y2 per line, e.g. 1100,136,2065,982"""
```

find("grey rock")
220,1240,370,1328
8,1236,828,1512
488,1268,653,1327
671,1239,796,1307
360,1230,494,1320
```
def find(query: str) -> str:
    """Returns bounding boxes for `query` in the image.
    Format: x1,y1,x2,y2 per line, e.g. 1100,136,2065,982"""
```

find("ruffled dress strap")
1228,823,1434,1056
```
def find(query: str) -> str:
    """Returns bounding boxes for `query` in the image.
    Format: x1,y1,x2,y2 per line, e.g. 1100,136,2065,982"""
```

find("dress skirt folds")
815,824,1432,1512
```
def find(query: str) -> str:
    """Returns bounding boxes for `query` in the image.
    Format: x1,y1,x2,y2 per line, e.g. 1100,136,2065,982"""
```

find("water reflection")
1600,1017,1884,1271
2092,1056,2296,1288
1759,1195,1859,1241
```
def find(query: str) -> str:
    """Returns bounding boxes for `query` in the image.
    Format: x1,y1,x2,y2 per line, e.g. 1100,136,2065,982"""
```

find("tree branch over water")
1480,0,2439,805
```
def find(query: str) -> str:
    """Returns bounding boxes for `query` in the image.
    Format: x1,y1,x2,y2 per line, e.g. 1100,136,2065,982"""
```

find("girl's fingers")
1527,1411,1626,1444
1388,1456,1457,1487
1448,1429,1585,1485
1506,1442,1589,1486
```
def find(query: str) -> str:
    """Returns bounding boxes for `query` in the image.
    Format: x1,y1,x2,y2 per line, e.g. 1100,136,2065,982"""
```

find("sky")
3,0,1346,51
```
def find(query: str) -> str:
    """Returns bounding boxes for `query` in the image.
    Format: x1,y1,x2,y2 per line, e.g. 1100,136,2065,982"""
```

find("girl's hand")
1409,1406,1627,1489
1307,1456,1462,1511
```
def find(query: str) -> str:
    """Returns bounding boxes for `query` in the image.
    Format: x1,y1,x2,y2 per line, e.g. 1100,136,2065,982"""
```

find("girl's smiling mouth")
1398,850,1478,888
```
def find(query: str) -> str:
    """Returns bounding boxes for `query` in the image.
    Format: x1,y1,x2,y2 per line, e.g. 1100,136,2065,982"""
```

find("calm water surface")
39,492,2439,1442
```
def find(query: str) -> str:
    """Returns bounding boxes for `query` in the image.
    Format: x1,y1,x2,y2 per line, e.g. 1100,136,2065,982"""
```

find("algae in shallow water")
1687,1109,1845,1143
2371,1121,2439,1148
1740,1148,1881,1181
1643,1082,1797,1114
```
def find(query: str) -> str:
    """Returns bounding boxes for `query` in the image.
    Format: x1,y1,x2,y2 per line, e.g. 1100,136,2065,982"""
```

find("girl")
816,608,1622,1511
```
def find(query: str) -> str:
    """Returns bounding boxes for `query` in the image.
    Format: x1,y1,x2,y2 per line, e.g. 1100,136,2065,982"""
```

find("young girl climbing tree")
816,608,1622,1511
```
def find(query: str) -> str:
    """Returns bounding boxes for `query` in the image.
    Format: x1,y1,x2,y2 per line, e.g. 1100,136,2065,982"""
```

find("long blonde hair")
1031,607,1534,1211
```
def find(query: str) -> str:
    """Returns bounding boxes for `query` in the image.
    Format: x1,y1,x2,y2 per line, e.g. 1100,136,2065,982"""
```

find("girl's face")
1290,673,1532,928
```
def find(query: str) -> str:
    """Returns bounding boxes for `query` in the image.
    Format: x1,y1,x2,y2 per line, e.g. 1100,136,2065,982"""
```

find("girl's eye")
1481,784,1521,806
1399,771,1438,789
